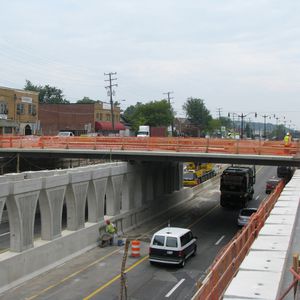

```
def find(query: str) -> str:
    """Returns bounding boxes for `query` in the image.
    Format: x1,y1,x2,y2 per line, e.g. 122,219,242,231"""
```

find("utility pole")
104,72,118,131
163,91,174,136
216,107,222,119
262,114,268,140
239,113,246,139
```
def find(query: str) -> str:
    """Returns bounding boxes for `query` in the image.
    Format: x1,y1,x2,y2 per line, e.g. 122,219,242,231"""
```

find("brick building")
39,102,125,136
0,86,39,135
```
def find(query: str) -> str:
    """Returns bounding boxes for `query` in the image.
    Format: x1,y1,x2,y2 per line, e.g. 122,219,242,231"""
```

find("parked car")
237,208,258,226
265,178,281,194
149,227,197,267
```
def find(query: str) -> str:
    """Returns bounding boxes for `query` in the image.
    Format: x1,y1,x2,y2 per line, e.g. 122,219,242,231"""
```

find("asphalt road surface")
0,165,277,300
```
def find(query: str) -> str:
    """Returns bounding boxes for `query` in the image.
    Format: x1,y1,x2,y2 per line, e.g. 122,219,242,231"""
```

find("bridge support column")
88,167,110,222
65,171,91,231
6,179,42,252
39,174,69,240
153,163,164,199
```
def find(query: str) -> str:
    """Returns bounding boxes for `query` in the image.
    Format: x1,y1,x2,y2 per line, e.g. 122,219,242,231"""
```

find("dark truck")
220,166,256,208
277,166,294,180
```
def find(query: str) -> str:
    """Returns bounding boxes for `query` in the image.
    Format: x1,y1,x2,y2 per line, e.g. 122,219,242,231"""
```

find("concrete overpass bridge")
0,136,300,296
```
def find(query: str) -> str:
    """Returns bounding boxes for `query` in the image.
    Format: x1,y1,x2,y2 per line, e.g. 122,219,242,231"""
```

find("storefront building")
0,86,39,135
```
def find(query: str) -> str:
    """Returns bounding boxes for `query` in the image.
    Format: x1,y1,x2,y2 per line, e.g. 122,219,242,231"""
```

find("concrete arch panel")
105,177,114,216
110,175,123,216
88,178,108,222
39,174,68,240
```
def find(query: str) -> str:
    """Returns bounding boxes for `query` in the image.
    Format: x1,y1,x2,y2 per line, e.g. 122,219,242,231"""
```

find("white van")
57,131,74,137
149,227,197,267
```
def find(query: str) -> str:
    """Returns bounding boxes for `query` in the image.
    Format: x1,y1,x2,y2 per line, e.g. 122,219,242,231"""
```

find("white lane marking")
215,235,225,245
255,195,259,201
0,232,10,237
165,278,186,298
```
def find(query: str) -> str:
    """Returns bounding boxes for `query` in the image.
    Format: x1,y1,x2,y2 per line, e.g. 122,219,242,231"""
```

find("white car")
237,208,257,226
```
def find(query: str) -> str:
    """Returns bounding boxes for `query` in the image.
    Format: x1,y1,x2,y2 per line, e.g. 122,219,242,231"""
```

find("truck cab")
137,125,150,137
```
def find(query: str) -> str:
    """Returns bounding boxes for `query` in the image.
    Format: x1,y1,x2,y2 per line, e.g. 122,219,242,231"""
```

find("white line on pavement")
215,235,225,245
255,195,259,201
165,278,185,298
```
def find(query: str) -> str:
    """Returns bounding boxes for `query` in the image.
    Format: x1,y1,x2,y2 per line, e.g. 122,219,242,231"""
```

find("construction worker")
284,132,291,146
99,220,117,247
105,219,117,235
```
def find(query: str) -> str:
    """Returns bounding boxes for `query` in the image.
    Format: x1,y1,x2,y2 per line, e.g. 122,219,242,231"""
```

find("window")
4,127,12,134
180,232,192,246
0,102,8,114
153,235,165,246
166,237,178,248
100,113,103,120
106,114,111,121
28,104,32,114
96,112,100,120
17,103,24,114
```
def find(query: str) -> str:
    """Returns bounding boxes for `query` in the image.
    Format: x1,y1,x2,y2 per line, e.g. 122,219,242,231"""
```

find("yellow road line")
27,248,121,300
83,255,149,300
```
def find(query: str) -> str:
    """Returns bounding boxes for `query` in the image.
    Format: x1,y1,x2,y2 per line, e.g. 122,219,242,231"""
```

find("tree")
182,98,212,136
24,80,69,104
76,97,96,104
123,100,173,132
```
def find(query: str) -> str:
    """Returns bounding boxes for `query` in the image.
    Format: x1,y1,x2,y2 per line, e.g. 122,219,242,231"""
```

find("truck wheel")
220,199,226,208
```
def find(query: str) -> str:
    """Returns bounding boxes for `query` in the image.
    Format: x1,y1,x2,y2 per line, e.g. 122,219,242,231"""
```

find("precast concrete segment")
38,174,69,240
6,178,42,252
223,169,300,299
88,167,110,222
65,171,91,231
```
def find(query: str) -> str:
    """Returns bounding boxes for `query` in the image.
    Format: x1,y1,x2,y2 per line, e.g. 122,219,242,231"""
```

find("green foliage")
123,100,173,132
182,97,212,130
76,97,96,103
24,80,69,104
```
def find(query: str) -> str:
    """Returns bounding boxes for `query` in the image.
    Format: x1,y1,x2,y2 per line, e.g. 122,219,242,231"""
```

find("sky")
0,0,300,130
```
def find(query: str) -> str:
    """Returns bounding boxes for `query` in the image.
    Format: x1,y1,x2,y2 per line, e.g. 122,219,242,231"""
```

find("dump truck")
220,166,256,208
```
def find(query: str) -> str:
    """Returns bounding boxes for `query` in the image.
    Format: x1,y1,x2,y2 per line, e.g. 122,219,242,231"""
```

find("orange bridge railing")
0,136,299,157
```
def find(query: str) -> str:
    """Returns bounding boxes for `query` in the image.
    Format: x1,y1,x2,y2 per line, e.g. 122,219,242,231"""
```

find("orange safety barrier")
0,136,299,157
192,180,285,300
131,240,140,258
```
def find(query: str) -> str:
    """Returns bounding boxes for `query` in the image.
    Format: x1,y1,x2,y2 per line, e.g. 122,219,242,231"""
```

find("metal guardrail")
0,136,299,157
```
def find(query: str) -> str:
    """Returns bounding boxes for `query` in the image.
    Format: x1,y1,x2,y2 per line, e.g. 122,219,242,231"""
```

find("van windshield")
153,235,165,246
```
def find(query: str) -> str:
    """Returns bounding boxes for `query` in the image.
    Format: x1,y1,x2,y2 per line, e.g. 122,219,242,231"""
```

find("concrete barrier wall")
223,169,300,299
0,160,192,293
